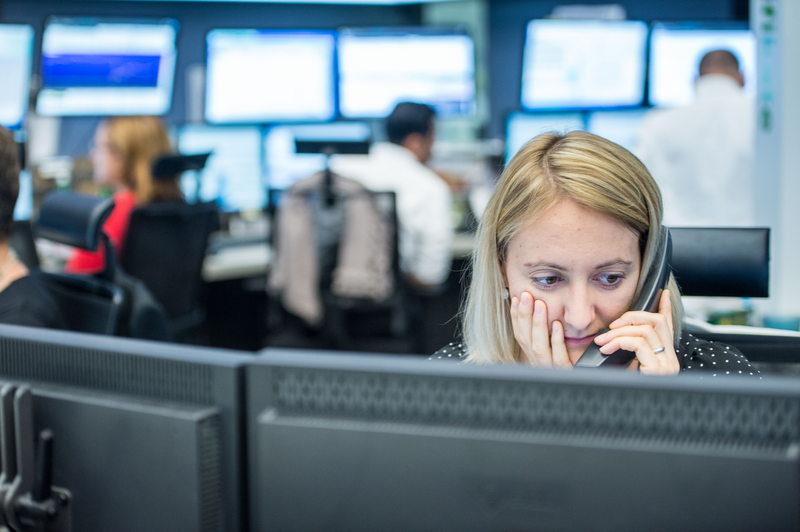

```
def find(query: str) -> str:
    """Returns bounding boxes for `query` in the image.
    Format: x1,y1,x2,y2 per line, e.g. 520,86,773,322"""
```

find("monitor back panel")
247,351,800,531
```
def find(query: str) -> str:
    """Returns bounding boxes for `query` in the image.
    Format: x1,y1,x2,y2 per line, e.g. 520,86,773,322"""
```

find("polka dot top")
430,332,761,378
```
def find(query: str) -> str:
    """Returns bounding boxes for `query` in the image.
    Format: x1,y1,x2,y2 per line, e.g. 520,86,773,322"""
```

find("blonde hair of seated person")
104,116,181,204
463,131,684,364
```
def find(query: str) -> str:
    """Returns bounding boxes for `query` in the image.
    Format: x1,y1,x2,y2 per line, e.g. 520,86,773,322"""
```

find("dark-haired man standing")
334,102,453,290
635,50,755,227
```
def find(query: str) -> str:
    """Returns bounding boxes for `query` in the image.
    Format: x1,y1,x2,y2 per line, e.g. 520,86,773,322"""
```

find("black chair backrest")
34,192,125,335
38,273,124,335
9,220,39,270
121,201,219,320
670,227,770,297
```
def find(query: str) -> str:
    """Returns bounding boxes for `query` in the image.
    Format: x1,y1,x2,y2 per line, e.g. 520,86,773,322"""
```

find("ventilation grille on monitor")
198,414,224,532
271,368,800,448
0,337,214,404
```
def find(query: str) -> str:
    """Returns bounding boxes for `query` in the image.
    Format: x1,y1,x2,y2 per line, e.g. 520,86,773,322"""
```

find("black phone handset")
574,226,672,368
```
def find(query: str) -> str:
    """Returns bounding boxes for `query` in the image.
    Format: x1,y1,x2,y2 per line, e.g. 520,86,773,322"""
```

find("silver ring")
653,347,666,354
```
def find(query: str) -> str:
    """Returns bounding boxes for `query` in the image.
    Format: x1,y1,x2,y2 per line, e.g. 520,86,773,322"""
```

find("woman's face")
90,123,123,188
502,199,642,364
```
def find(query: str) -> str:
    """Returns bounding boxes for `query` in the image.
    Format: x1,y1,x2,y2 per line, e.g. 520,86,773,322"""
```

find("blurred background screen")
36,18,178,116
205,30,336,124
0,24,34,130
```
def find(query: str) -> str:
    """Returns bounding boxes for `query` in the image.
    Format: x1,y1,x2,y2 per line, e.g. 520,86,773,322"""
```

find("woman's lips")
564,334,598,347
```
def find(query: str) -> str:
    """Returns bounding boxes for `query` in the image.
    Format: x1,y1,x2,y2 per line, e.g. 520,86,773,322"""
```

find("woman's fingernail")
511,297,518,309
534,300,543,315
595,333,606,342
521,294,531,307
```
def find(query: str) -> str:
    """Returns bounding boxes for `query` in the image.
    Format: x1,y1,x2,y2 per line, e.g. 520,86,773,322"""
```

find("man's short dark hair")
386,102,436,145
0,127,19,242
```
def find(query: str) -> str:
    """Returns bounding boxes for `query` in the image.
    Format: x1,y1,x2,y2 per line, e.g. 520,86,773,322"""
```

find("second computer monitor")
177,125,265,212
0,24,34,130
205,30,336,124
337,27,476,119
521,19,648,110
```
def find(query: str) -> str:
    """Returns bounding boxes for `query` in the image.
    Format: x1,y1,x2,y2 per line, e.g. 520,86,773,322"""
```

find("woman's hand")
510,292,572,368
593,290,680,375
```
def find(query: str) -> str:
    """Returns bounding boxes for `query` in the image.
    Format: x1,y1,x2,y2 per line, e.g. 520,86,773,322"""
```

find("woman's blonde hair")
463,131,683,364
105,116,181,204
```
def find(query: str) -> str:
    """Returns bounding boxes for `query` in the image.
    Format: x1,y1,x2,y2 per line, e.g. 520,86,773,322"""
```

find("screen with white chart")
338,28,475,118
36,19,178,116
648,23,756,108
0,25,34,130
505,112,584,162
521,20,648,110
177,125,265,212
264,122,371,190
586,109,648,153
205,30,336,124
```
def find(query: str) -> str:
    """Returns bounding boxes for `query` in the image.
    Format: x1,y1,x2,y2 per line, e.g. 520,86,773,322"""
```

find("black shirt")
431,332,760,378
0,272,67,330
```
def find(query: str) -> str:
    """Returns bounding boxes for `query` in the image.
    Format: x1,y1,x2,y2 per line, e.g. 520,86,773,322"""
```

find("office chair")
35,192,125,335
120,201,219,342
268,180,408,352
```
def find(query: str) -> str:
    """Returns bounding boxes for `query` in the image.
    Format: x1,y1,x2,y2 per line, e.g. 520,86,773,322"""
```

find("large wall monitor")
505,111,584,162
205,30,336,124
264,122,371,190
36,19,178,117
338,28,475,118
648,23,756,108
0,25,34,130
521,20,648,110
585,108,648,153
177,125,265,212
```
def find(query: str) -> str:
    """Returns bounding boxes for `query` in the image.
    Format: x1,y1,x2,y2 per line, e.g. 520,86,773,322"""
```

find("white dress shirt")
332,142,454,286
634,74,755,227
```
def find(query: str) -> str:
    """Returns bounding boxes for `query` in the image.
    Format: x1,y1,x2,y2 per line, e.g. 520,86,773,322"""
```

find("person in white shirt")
332,102,454,290
634,50,755,227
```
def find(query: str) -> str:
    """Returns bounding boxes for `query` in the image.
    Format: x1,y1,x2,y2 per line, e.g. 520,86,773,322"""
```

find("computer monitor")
648,22,756,108
585,108,648,153
205,30,336,124
505,111,584,162
521,19,648,110
337,27,475,118
0,323,251,532
246,349,800,531
0,25,34,130
264,122,371,190
177,125,265,212
36,18,178,117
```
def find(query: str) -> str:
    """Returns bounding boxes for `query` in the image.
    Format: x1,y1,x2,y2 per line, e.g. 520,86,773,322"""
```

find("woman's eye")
533,276,561,288
598,274,624,286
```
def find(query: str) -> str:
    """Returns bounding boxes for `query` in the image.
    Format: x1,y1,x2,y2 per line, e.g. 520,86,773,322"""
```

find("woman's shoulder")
429,342,468,362
677,332,760,378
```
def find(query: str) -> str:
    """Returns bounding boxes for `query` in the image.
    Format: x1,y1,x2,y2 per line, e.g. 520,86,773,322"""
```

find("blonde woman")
434,131,758,378
66,116,181,274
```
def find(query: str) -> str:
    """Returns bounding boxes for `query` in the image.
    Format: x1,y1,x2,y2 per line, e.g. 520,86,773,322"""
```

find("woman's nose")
562,284,596,333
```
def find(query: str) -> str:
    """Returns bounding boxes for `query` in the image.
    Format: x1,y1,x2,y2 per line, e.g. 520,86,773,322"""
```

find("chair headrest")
35,192,115,251
151,153,211,180
670,227,770,297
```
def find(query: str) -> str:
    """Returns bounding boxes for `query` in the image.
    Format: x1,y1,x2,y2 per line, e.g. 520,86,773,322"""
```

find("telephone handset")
574,226,672,368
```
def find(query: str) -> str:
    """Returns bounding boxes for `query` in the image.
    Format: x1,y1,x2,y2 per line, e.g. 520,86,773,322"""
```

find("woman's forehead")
508,200,640,266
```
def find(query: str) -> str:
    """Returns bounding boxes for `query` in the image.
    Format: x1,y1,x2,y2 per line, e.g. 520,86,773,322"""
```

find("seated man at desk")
333,102,454,290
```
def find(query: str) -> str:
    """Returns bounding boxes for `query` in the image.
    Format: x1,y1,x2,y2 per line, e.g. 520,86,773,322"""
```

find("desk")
201,232,477,283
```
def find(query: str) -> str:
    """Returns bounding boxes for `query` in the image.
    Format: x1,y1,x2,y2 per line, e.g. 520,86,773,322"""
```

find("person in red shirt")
65,116,182,274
